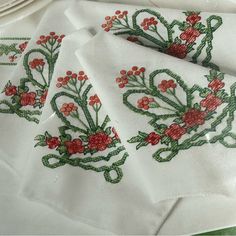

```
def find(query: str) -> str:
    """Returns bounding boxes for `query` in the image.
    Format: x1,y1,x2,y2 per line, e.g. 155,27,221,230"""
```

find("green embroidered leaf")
216,90,228,99
45,131,52,139
57,145,67,155
34,134,45,141
193,103,201,110
0,43,20,56
105,127,112,135
79,135,88,142
194,22,205,32
128,136,144,143
59,134,72,143
11,95,20,104
161,136,172,146
199,88,212,98
136,141,148,150
173,118,183,124
138,131,148,138
34,141,46,148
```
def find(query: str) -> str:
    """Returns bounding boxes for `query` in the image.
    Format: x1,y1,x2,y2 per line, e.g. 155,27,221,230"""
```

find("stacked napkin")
21,29,177,235
66,0,236,76
0,1,75,174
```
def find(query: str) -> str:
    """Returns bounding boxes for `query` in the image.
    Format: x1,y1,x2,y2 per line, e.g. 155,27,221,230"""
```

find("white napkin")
0,1,75,174
66,0,236,76
76,31,236,201
93,0,236,13
21,29,176,235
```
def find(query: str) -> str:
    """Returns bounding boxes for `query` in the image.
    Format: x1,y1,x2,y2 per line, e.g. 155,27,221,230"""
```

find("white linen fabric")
76,31,236,201
0,1,75,174
93,0,236,13
21,29,177,235
66,0,236,76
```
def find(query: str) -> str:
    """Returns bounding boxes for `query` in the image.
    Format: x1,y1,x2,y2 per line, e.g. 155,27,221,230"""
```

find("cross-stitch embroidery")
115,66,236,162
0,37,30,65
102,10,222,70
35,70,128,184
0,32,65,123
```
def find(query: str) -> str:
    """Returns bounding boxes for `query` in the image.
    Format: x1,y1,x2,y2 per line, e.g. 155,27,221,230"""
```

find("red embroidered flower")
88,132,112,151
165,124,186,140
158,79,177,92
40,90,48,104
36,32,65,45
208,79,225,92
166,43,188,59
112,127,120,140
145,132,161,145
89,95,101,106
5,86,17,96
116,75,128,88
180,27,201,43
65,139,84,154
19,41,28,52
29,58,45,69
101,10,128,32
141,17,158,30
60,103,78,116
137,97,155,110
46,137,60,149
127,36,139,42
186,14,201,25
200,94,222,111
182,108,206,127
20,92,36,106
78,71,88,81
9,55,17,62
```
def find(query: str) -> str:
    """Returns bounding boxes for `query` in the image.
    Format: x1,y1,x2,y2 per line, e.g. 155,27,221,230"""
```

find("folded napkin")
0,8,44,88
66,0,236,76
0,1,75,173
76,32,236,201
93,0,236,13
21,29,176,235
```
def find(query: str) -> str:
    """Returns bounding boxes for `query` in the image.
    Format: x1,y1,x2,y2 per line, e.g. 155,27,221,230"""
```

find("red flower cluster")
208,79,225,92
145,132,161,145
20,92,36,106
40,90,48,104
29,58,45,69
65,139,84,154
89,94,101,106
60,103,78,116
186,13,201,25
5,85,17,96
141,17,158,30
102,10,128,32
56,71,88,88
137,96,155,110
158,79,177,92
36,32,65,45
165,123,186,140
116,66,145,88
166,43,188,59
46,137,60,149
182,108,206,128
180,27,201,43
200,94,222,111
19,41,28,52
88,132,112,151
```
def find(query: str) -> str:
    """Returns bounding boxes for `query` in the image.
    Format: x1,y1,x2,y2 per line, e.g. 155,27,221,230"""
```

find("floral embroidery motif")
115,67,236,162
35,70,128,184
101,10,222,70
0,32,65,123
0,37,30,65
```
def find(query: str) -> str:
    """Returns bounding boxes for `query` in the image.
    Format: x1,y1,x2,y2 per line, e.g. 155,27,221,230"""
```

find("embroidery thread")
0,32,65,123
115,66,236,162
102,10,222,70
35,70,128,184
0,37,30,65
